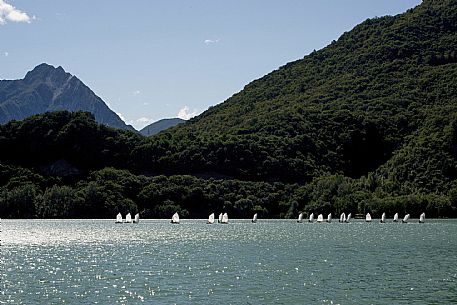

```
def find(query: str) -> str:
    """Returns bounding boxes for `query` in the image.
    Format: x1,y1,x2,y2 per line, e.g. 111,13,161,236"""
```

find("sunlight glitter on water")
1,219,456,304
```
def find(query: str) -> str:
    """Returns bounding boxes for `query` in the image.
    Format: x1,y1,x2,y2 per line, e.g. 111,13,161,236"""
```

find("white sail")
346,213,351,223
298,213,303,223
402,214,410,223
125,213,132,223
366,213,372,222
171,212,180,224
393,213,399,222
221,213,229,224
419,212,425,223
207,213,215,224
309,213,315,223
339,213,345,223
317,214,324,222
218,213,223,223
252,213,258,223
381,212,386,223
115,213,123,223
133,213,140,223
327,213,332,223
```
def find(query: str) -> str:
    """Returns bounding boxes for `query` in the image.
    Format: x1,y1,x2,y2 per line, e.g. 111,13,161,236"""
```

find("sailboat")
327,213,332,223
345,213,351,223
317,214,324,222
297,213,304,223
207,213,215,224
419,212,425,223
309,213,315,223
402,214,410,223
339,213,345,223
380,212,386,223
252,213,258,223
366,213,372,222
133,213,140,223
171,212,180,224
125,213,132,223
115,213,123,223
393,213,399,222
221,213,229,224
218,213,223,223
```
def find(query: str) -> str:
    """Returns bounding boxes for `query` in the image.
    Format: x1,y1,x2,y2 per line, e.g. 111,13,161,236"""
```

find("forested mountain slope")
1,0,457,218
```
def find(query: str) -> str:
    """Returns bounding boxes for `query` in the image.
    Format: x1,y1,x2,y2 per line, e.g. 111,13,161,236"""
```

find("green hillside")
1,0,457,218
154,0,457,187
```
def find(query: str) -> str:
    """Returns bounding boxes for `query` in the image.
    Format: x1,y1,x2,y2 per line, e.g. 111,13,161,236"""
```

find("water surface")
1,219,456,304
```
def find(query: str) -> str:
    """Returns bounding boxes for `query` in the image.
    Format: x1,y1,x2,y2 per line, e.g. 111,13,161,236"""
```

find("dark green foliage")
1,1,457,218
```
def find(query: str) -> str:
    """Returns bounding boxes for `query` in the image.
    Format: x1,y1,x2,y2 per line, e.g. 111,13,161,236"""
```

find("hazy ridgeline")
2,0,457,218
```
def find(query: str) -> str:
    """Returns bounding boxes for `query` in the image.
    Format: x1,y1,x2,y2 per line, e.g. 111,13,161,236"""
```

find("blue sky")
1,0,421,129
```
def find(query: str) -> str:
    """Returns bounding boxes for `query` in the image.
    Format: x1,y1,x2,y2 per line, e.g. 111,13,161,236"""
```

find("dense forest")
1,0,457,218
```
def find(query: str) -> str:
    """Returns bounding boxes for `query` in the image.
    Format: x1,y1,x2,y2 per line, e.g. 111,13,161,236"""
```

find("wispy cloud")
177,106,198,120
204,38,220,45
4,51,8,57
0,0,33,25
133,90,141,96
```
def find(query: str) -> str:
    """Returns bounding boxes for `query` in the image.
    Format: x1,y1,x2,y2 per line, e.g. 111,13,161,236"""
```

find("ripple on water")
1,219,456,304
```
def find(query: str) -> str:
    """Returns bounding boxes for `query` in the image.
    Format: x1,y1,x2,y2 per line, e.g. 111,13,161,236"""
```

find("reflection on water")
1,219,456,304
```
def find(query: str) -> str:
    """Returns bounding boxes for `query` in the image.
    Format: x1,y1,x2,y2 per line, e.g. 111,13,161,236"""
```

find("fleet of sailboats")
113,211,427,225
115,212,139,224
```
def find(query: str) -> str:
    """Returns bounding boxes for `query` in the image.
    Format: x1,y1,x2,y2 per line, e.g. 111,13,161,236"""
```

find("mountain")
0,63,134,130
1,0,457,219
140,118,185,136
151,0,457,188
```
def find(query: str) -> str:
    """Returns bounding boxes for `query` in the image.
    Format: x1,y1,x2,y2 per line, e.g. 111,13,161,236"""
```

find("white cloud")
4,51,8,57
0,0,33,25
133,90,141,95
204,38,220,45
132,117,154,129
177,106,198,120
142,102,149,106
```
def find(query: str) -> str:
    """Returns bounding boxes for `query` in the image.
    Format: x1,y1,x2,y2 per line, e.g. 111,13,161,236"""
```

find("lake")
1,219,456,304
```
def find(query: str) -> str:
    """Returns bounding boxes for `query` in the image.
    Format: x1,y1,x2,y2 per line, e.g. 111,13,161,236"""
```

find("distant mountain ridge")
140,118,185,136
0,63,133,130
